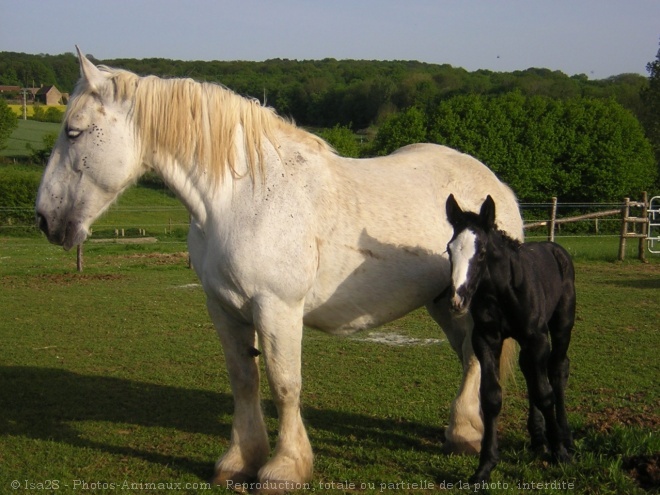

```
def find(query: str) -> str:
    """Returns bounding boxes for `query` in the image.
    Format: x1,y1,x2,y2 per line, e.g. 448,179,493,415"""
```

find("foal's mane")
491,227,522,253
66,65,332,185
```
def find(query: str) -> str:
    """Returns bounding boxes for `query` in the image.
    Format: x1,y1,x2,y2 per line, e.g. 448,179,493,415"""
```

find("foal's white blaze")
449,229,478,311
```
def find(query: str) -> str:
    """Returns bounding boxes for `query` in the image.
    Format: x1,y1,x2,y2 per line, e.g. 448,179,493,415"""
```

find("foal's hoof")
212,470,256,493
552,447,572,464
442,439,481,455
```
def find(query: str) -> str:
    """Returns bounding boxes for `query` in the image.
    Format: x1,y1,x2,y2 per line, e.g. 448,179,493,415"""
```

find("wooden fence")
524,192,653,262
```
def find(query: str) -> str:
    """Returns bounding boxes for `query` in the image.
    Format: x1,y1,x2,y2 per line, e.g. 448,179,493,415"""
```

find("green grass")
0,119,62,159
0,236,658,494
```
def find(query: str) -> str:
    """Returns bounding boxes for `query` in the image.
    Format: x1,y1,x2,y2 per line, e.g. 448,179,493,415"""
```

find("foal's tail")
500,337,518,385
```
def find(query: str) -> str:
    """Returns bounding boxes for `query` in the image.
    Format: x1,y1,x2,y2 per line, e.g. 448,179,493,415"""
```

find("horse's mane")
65,65,332,185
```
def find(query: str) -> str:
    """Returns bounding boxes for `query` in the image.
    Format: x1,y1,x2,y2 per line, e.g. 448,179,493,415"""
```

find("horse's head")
445,194,496,314
36,47,144,250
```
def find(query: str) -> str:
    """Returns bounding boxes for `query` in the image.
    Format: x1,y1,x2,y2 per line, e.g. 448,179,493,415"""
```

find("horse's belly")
302,252,449,334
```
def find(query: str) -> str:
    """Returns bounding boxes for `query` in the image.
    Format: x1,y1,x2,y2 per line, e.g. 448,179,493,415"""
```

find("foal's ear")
479,195,496,231
76,45,107,93
446,194,463,227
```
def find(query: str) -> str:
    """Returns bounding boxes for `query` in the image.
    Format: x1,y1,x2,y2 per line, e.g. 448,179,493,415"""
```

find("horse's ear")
479,195,496,231
446,194,463,227
76,45,106,92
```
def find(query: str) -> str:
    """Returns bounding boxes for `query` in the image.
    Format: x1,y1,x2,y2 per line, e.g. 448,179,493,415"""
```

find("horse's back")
303,143,523,333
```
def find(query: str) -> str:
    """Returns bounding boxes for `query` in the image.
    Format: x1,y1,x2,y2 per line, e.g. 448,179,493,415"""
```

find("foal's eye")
67,128,83,139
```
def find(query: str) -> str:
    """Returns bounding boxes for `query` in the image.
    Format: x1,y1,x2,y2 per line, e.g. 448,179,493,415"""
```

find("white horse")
36,48,524,491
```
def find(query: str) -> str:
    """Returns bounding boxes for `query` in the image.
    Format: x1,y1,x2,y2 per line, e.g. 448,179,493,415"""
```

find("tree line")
1,48,658,205
0,51,649,129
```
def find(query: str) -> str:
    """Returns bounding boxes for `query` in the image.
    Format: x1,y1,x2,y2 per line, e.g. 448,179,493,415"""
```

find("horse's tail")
499,337,518,385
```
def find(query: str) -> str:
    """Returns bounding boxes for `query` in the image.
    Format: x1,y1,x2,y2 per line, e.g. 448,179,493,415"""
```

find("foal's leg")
254,295,313,489
208,300,270,487
519,331,568,463
427,301,483,454
470,329,503,483
548,309,574,454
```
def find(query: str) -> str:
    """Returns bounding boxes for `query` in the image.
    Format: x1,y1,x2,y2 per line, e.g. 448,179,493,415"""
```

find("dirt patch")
624,453,660,491
582,393,660,433
3,273,125,289
88,237,158,244
586,405,660,433
118,252,189,265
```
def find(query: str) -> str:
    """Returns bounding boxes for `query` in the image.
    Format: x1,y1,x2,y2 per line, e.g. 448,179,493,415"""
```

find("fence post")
618,198,630,261
77,243,83,272
639,191,648,263
549,197,558,242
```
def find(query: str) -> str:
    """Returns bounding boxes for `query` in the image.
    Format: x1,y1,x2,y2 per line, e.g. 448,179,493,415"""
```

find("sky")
1,0,658,79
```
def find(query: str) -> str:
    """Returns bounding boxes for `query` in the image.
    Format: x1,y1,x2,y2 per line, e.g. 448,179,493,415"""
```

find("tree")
374,92,656,202
640,39,660,186
372,107,427,156
317,124,360,158
0,99,18,151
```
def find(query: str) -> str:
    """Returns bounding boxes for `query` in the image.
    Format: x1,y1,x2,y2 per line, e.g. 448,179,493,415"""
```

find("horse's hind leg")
427,300,483,455
527,404,547,454
549,307,575,453
254,295,313,490
208,300,270,488
519,331,569,463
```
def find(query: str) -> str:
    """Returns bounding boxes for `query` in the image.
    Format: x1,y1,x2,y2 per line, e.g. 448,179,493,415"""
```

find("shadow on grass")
0,366,447,482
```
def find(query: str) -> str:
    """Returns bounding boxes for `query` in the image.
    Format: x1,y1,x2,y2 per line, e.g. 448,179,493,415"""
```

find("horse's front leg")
427,300,483,454
254,295,313,491
470,328,503,484
208,300,270,489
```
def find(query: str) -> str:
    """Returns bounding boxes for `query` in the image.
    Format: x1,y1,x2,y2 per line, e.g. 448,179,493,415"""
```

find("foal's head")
445,194,497,314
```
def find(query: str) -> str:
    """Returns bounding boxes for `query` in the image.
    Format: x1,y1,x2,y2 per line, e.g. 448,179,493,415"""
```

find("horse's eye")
67,128,83,139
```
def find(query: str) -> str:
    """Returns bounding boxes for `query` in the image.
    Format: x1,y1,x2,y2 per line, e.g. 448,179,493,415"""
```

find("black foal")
445,194,576,483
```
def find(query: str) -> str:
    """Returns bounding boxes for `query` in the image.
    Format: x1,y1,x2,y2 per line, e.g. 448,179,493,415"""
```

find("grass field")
0,233,658,494
0,119,62,159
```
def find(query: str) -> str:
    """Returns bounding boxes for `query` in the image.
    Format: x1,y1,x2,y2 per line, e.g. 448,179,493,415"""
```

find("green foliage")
640,39,660,186
0,165,41,224
0,51,649,129
374,92,655,202
30,104,63,123
0,99,18,151
372,107,427,155
317,124,361,158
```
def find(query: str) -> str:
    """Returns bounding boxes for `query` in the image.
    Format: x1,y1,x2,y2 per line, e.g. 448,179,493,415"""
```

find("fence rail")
2,194,657,267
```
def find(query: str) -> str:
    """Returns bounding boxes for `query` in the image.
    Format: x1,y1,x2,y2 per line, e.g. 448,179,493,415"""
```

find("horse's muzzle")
36,211,49,237
450,294,468,315
35,209,70,248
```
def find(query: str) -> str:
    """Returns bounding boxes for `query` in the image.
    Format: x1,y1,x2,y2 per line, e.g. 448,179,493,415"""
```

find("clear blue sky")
1,0,658,79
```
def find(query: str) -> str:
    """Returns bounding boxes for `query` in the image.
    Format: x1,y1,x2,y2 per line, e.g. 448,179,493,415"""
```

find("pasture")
0,235,657,494
0,119,61,159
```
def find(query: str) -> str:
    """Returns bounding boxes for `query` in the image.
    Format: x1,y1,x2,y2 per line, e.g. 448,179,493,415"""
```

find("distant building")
0,85,21,94
35,85,63,105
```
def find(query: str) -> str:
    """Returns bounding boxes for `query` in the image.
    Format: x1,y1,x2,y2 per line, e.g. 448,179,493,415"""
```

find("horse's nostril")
36,212,49,235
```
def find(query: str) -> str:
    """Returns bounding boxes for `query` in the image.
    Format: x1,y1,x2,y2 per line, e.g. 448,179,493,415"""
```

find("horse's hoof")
530,441,549,456
469,472,490,485
212,470,256,493
552,447,571,464
442,439,481,455
253,479,306,495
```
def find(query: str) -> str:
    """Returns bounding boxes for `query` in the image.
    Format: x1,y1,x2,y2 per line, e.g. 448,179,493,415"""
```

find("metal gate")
648,196,660,253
